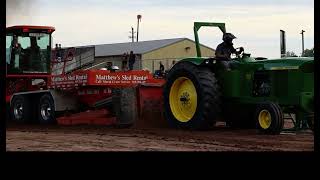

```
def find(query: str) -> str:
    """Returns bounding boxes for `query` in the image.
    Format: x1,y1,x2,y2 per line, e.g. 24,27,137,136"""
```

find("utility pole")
129,27,136,42
300,30,305,57
137,14,142,42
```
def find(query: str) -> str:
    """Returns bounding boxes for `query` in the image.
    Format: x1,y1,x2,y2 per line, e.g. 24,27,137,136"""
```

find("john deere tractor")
163,22,314,134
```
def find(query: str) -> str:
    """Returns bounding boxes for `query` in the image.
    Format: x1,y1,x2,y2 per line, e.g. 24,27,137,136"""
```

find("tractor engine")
253,71,271,97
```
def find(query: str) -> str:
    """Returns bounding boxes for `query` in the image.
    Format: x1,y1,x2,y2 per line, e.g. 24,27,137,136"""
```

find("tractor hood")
252,57,314,71
179,56,314,72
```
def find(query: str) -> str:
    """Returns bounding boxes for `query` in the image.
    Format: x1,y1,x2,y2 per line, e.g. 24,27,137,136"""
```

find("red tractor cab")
6,25,55,103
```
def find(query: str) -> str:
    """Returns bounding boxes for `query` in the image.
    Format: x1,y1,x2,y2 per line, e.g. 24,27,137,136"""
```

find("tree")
303,48,314,57
286,51,298,57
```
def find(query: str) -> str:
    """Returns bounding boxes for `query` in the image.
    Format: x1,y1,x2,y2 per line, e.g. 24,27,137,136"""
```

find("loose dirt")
6,121,314,151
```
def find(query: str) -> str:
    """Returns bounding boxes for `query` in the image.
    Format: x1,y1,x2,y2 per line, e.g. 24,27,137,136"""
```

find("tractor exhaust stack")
280,30,286,58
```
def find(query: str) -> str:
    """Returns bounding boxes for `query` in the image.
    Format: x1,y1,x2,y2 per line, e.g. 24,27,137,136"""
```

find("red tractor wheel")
10,95,31,123
37,94,56,124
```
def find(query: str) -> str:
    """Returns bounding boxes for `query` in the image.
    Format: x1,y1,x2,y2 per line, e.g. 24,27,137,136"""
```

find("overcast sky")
6,0,314,58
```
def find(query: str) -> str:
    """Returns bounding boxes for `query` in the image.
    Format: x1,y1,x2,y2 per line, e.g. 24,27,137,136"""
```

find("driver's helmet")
223,33,236,42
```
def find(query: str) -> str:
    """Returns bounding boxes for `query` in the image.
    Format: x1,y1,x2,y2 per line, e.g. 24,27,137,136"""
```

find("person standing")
159,61,165,75
128,51,136,70
170,60,176,69
122,60,128,71
55,44,63,62
121,52,129,71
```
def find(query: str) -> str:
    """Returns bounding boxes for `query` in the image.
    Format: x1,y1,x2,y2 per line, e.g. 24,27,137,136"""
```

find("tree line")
286,47,314,57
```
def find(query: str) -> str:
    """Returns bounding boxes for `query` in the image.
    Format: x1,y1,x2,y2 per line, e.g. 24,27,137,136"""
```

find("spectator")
122,60,128,71
159,61,164,73
55,43,64,62
128,51,136,70
121,52,129,71
170,60,176,69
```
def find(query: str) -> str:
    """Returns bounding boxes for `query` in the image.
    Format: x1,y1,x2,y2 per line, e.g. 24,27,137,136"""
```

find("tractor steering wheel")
235,47,244,59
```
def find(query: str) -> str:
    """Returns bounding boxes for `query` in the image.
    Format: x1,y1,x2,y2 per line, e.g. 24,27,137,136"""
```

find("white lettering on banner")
76,74,87,80
96,75,119,81
75,74,88,83
133,75,147,81
51,76,67,82
122,75,132,80
95,74,148,84
51,74,88,85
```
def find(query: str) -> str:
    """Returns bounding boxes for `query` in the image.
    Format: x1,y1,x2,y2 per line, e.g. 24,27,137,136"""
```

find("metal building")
56,38,214,74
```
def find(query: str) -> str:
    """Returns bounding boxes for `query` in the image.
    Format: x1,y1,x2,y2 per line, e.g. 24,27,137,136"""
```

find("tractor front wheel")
254,102,284,134
163,62,221,130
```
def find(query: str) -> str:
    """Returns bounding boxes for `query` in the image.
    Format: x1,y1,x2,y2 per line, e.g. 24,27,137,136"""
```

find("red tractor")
6,26,56,123
6,25,165,126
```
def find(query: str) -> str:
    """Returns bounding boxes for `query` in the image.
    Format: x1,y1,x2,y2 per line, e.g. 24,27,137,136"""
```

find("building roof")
94,38,214,57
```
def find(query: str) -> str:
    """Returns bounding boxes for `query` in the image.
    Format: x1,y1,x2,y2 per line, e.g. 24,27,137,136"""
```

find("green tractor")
163,22,314,134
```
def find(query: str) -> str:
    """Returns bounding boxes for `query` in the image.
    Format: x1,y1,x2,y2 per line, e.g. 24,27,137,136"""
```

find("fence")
51,46,95,75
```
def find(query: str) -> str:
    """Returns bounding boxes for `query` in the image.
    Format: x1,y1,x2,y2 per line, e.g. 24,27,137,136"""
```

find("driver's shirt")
215,42,237,61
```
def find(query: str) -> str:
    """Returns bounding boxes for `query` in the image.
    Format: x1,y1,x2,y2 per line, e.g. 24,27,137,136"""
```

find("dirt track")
6,122,314,151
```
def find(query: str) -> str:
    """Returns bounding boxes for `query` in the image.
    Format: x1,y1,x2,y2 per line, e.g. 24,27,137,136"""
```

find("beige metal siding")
142,39,214,72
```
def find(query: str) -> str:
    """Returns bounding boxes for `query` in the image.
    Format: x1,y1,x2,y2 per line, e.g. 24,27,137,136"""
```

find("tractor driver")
215,33,244,70
26,37,41,71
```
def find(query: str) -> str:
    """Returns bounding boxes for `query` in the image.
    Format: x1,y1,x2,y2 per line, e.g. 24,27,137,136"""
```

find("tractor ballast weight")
163,22,314,134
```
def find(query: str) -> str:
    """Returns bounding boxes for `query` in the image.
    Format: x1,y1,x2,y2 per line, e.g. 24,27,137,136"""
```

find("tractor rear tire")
254,102,284,134
163,62,221,130
38,94,56,124
10,95,31,123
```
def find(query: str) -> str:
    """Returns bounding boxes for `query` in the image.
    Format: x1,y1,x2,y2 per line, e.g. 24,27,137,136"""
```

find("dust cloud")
6,0,39,26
